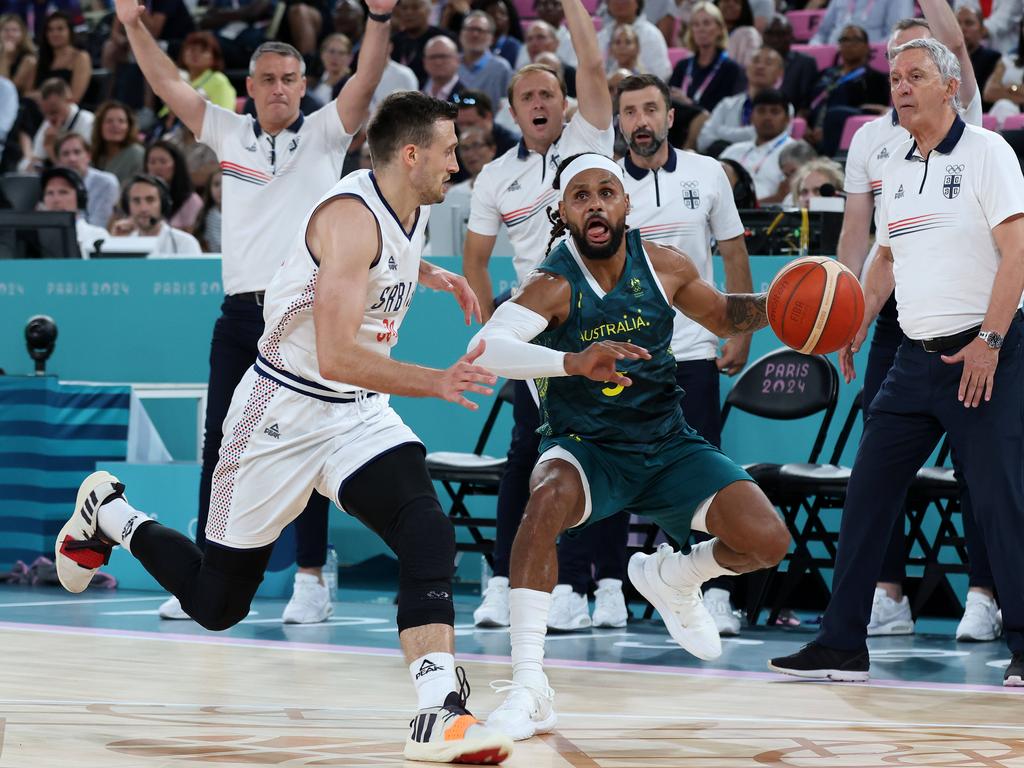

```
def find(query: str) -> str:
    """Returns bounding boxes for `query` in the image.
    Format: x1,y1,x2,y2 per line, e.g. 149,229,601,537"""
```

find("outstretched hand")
366,0,398,15
114,0,145,27
565,340,651,385
438,340,498,410
421,264,482,325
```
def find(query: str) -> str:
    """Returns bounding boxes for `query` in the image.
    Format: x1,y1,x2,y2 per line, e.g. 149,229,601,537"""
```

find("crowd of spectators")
4,0,1024,253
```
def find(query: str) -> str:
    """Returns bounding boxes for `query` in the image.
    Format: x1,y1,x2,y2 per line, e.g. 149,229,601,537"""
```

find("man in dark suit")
763,13,818,112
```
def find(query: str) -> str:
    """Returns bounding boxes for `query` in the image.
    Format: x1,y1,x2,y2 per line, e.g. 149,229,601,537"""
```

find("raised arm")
918,0,977,108
312,198,495,409
560,0,612,129
113,0,206,135
336,0,398,134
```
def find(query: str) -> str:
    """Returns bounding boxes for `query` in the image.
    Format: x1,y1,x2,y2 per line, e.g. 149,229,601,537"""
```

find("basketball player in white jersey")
54,92,513,765
836,1,1000,642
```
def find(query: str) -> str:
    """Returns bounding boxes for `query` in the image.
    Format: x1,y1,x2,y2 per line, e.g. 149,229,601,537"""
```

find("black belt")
906,324,981,353
230,291,266,306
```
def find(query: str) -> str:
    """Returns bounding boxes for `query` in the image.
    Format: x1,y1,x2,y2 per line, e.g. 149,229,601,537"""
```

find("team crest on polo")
681,180,700,209
943,164,964,199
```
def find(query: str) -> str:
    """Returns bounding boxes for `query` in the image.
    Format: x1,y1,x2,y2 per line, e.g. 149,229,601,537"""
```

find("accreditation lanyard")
682,50,727,104
846,0,877,25
809,66,866,110
742,134,789,176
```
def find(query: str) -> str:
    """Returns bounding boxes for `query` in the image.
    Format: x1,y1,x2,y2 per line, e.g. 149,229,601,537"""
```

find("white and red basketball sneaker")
55,471,124,593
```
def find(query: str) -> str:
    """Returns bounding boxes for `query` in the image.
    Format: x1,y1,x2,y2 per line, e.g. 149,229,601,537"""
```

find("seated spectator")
332,0,365,57
475,0,523,69
606,23,646,75
719,87,791,204
598,0,670,80
421,35,465,100
719,156,757,208
983,16,1024,124
809,0,912,45
3,0,86,42
195,167,222,253
519,21,578,95
597,0,678,46
0,75,16,163
981,0,1024,55
178,31,236,112
451,123,496,196
90,100,145,184
718,0,761,67
533,50,577,98
280,0,325,57
669,2,745,112
777,137,817,203
453,89,519,155
144,140,202,231
514,0,577,69
31,11,90,104
791,155,844,208
199,0,272,71
805,24,889,156
369,42,419,111
392,0,456,86
0,13,37,95
54,132,118,227
311,33,352,105
110,174,201,255
959,6,1000,112
25,77,92,169
39,166,109,257
458,10,513,110
698,44,784,154
762,13,818,112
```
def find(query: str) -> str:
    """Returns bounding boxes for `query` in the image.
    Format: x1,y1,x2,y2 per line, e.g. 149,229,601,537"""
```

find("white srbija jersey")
619,147,745,361
255,170,427,399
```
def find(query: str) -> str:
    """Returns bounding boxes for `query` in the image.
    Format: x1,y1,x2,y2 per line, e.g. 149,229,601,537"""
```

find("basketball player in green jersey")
471,152,791,740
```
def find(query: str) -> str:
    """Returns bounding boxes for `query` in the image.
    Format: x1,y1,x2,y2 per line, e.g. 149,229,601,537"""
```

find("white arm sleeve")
470,301,568,379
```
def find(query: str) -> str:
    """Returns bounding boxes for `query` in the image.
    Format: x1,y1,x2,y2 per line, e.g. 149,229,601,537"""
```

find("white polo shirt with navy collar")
198,101,353,295
877,115,1024,339
619,147,745,361
467,112,614,282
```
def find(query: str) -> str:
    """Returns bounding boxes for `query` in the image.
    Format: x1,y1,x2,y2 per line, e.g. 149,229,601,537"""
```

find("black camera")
25,315,58,375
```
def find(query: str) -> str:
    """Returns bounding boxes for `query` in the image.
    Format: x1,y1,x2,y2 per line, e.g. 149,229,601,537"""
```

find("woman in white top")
983,17,1024,124
311,33,353,106
606,23,647,74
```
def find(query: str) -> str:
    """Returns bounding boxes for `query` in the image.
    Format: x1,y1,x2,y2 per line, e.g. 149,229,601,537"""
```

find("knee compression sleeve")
339,444,455,631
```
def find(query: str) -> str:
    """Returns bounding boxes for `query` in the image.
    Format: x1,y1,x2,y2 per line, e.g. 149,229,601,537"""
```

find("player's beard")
627,124,667,158
568,214,626,261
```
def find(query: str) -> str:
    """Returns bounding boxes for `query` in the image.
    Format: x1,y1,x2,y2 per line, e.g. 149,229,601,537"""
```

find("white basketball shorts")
205,366,421,549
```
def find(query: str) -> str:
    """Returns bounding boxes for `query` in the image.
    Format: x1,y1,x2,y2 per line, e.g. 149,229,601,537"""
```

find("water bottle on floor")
324,544,339,602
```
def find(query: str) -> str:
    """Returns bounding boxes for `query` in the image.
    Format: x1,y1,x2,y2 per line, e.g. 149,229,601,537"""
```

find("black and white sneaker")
404,667,513,764
768,641,870,682
1004,652,1024,687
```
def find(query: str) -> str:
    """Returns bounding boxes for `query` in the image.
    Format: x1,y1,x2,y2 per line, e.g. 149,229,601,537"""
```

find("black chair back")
0,174,42,212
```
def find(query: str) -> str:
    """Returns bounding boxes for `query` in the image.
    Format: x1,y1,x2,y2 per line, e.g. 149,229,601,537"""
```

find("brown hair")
179,31,225,72
90,100,141,165
506,62,566,108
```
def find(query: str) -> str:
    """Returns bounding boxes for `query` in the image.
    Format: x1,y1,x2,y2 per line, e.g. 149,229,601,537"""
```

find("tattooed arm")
644,240,768,338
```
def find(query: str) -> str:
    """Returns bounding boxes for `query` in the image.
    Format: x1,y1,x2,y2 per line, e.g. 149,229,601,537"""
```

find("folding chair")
425,380,516,567
0,174,41,212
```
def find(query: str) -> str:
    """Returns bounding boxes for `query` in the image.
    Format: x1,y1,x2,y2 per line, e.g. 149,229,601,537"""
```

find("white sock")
409,652,457,710
509,588,551,690
96,497,150,555
660,539,738,587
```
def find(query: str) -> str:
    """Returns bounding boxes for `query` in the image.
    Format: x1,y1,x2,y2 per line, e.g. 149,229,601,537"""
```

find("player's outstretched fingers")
604,341,651,359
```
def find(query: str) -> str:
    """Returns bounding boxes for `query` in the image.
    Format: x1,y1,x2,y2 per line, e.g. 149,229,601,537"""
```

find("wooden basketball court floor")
0,583,1021,767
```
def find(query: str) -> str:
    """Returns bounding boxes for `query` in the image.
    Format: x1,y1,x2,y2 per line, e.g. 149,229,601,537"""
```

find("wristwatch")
978,329,1004,349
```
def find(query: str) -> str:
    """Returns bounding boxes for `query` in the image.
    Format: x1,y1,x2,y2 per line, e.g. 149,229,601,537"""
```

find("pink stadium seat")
792,43,838,72
512,0,534,19
1002,113,1024,131
593,15,602,30
868,42,888,73
839,114,874,151
787,9,826,42
982,113,999,131
667,47,691,68
790,116,807,140
580,0,598,13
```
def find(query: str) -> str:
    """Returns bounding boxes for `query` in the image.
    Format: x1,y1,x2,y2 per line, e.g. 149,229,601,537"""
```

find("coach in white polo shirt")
837,3,1000,643
462,0,615,631
616,72,753,635
109,0,396,624
771,38,1024,688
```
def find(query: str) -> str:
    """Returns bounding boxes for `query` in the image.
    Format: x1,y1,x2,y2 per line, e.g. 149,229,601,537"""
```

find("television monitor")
0,210,81,259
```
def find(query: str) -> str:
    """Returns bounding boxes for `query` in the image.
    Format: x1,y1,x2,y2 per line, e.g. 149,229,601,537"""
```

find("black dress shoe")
768,641,869,682
1004,651,1024,687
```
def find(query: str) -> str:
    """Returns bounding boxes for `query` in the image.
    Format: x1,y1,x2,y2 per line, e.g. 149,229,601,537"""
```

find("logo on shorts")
943,164,964,199
415,659,444,678
264,423,281,439
895,184,904,199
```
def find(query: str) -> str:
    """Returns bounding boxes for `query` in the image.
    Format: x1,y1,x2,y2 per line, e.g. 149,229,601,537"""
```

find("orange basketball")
767,256,865,355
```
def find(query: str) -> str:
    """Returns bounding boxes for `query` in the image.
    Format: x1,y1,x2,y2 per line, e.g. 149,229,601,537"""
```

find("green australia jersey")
534,228,685,444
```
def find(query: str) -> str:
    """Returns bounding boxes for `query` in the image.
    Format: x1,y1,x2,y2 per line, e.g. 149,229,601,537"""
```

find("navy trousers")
819,314,1024,654
197,295,329,568
865,302,993,590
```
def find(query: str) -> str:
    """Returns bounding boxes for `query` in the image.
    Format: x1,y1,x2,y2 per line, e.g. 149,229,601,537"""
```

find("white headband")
559,154,624,201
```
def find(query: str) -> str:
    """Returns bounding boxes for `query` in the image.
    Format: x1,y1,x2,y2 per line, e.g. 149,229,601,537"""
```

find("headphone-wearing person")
39,166,109,257
110,174,202,255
